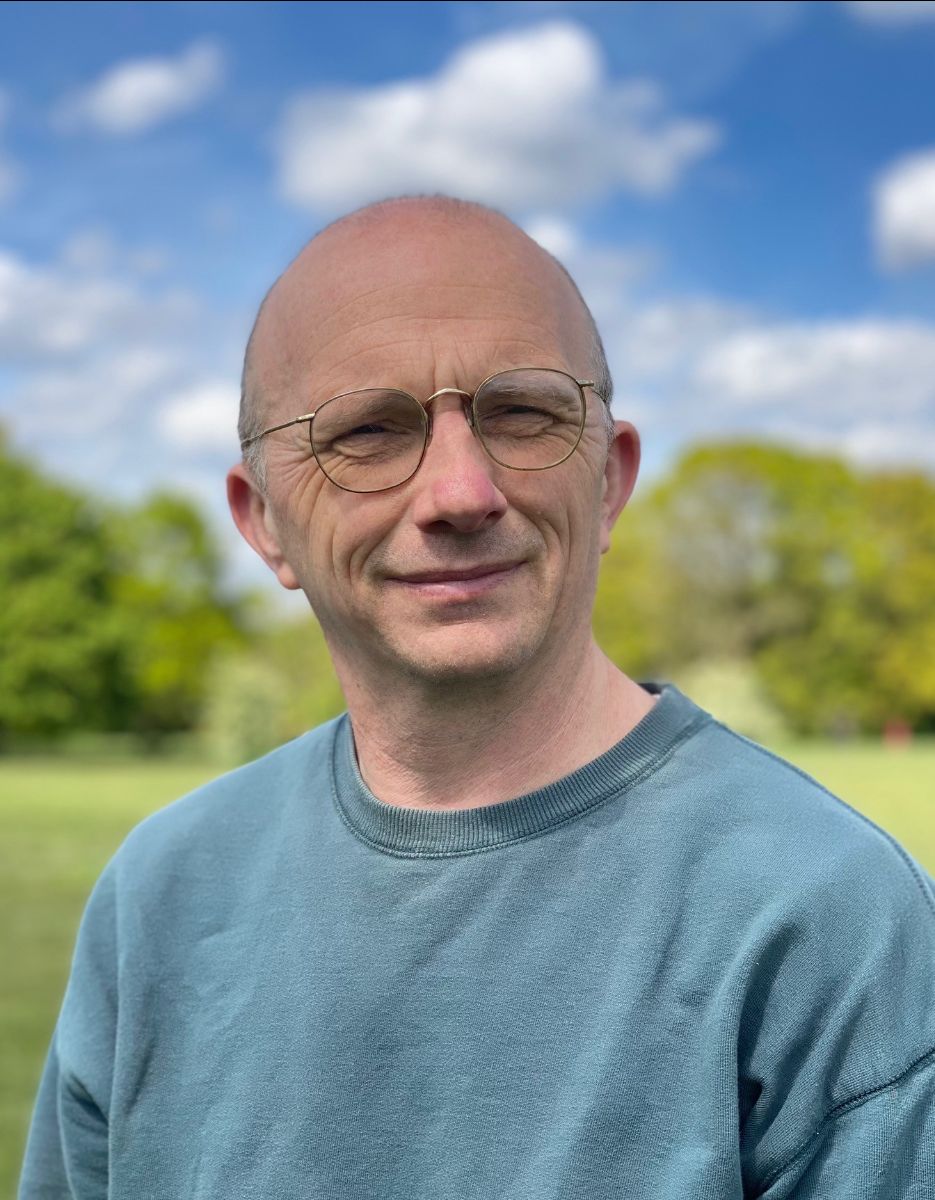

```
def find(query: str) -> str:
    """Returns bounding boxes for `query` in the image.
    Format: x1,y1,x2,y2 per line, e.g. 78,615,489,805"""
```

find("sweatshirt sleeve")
738,834,935,1200
18,864,117,1200
754,1050,935,1198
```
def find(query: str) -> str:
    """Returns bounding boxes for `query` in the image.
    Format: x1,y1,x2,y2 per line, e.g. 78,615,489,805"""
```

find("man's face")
230,209,638,690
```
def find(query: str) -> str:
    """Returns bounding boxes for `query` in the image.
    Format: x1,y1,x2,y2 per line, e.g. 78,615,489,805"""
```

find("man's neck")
333,640,658,812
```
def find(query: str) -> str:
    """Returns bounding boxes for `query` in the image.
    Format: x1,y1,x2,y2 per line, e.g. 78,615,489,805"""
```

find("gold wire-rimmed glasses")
240,366,604,494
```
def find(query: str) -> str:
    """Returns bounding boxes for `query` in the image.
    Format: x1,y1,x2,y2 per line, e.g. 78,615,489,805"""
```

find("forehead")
249,209,594,409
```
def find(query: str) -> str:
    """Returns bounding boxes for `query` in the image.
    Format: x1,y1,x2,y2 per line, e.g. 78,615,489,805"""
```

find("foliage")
596,442,935,735
107,494,248,737
0,435,123,737
666,657,788,744
201,654,288,766
200,616,345,766
0,437,249,742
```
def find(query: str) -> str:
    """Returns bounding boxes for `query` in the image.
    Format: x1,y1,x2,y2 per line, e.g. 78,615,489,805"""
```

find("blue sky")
1,0,934,589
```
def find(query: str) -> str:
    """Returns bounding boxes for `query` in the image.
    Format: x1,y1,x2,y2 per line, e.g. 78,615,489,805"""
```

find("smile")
389,562,523,599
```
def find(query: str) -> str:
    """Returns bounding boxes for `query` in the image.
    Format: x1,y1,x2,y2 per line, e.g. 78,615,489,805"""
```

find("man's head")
227,195,640,693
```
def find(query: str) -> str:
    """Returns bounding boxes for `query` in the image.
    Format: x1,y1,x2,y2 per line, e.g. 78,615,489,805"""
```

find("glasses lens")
473,369,585,470
311,390,427,492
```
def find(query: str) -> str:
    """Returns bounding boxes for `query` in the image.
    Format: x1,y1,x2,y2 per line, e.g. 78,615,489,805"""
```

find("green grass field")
2,742,933,1193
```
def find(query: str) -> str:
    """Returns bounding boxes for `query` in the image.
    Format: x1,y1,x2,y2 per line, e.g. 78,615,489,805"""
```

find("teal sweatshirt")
18,683,935,1198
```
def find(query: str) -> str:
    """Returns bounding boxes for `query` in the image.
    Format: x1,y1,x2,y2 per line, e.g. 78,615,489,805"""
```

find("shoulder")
682,715,935,1085
56,718,346,1070
660,701,935,1038
109,716,345,896
673,708,935,922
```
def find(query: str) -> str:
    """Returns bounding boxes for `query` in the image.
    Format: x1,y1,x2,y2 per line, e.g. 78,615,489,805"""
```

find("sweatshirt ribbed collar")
330,681,709,858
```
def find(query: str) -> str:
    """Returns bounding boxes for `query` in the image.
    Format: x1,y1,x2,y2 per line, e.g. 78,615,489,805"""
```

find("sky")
1,0,935,593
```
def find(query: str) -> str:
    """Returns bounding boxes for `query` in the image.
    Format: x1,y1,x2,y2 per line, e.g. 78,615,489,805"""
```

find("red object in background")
883,718,913,748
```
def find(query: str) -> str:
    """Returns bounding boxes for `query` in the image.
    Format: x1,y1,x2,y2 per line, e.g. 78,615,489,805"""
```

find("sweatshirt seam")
757,1040,935,1192
715,722,935,924
330,713,709,859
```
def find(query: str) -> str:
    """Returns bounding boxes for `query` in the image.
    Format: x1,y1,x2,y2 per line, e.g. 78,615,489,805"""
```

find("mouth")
387,561,524,599
392,562,522,584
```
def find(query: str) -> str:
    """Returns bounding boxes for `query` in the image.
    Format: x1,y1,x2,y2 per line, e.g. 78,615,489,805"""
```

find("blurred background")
2,0,934,1187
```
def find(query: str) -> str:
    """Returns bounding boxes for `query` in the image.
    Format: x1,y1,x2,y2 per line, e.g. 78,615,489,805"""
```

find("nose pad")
422,389,479,452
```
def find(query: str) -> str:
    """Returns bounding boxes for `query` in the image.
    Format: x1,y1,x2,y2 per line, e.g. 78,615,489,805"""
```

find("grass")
1,759,218,1192
2,740,933,1193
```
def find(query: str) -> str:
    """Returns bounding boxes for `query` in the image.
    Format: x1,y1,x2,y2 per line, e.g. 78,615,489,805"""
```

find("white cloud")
0,242,246,502
127,246,170,276
845,1,935,23
276,21,720,213
56,40,224,135
523,214,581,260
0,241,250,590
743,415,935,475
14,346,184,435
636,316,935,475
0,248,197,362
158,380,240,452
873,148,935,270
611,297,753,380
837,421,935,466
693,320,935,421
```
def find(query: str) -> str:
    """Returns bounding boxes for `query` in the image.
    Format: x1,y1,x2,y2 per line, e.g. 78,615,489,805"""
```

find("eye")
318,419,420,463
340,422,397,439
477,404,557,435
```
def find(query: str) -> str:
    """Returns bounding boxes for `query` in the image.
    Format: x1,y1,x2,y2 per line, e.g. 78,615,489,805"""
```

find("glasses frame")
240,366,605,494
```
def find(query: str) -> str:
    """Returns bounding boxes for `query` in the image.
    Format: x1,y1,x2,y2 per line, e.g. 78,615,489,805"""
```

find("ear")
599,420,641,555
226,462,301,591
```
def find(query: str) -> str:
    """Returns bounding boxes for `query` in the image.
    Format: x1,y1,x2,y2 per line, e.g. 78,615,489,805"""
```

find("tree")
0,434,122,738
596,441,935,735
0,434,253,742
107,493,249,738
200,616,345,765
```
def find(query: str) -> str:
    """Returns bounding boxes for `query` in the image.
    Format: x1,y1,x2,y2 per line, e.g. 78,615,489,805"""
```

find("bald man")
20,197,935,1200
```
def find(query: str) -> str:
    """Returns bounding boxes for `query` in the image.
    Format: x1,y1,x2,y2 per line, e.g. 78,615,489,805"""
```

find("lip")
388,561,524,600
391,561,522,584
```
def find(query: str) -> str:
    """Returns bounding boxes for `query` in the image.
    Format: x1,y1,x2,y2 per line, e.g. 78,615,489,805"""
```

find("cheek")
534,462,605,563
278,478,403,601
273,464,325,549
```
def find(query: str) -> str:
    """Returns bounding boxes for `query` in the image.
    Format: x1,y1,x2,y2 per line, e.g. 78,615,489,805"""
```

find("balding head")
239,195,613,489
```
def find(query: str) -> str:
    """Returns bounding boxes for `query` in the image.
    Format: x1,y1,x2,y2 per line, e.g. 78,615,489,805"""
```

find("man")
20,196,935,1198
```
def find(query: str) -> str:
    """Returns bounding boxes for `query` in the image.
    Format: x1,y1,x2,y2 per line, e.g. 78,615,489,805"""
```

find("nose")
409,398,508,533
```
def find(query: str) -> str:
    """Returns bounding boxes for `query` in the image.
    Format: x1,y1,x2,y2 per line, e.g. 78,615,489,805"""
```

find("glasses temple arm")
240,413,316,450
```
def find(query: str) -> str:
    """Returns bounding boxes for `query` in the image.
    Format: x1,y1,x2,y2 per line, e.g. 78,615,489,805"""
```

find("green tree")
107,493,249,738
200,615,345,765
596,442,935,735
0,435,254,742
0,434,123,738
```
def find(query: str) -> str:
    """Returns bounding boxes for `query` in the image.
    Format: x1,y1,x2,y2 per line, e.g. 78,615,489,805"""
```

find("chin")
389,625,545,687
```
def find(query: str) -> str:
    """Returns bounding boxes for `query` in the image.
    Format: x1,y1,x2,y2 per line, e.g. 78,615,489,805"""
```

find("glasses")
240,367,603,494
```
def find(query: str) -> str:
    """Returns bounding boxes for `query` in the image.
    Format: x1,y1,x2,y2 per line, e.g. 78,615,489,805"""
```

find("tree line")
1,432,933,750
